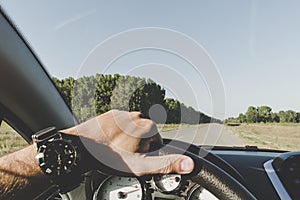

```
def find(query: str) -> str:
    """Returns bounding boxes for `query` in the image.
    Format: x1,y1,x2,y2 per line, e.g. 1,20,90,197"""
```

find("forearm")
0,144,51,199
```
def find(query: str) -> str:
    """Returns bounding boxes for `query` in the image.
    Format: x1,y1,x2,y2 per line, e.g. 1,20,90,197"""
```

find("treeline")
225,105,300,124
52,74,221,124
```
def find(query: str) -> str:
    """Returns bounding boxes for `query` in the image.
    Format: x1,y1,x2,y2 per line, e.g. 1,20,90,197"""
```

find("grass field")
225,123,300,151
0,121,28,157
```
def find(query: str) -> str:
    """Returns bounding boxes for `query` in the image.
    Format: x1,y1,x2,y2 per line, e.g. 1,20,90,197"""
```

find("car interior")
1,5,300,200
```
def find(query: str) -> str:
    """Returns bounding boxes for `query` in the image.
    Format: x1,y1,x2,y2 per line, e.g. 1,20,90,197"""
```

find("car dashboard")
63,143,299,200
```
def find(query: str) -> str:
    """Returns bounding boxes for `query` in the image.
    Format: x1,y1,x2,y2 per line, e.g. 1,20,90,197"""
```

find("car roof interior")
0,9,76,142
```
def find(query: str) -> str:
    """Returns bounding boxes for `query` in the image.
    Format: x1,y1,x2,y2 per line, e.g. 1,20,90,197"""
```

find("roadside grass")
156,124,191,132
0,121,28,157
225,123,300,151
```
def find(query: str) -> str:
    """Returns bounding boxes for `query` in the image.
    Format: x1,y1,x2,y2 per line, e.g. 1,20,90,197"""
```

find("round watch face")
36,139,79,176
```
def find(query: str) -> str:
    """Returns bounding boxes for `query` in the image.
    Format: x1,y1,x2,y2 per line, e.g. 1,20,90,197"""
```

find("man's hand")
62,110,194,176
0,110,194,199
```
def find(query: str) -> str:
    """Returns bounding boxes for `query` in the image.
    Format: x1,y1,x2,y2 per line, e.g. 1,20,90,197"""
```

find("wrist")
32,127,88,193
60,127,79,136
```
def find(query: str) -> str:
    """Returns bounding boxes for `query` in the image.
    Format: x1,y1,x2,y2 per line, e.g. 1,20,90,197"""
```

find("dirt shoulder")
225,123,300,151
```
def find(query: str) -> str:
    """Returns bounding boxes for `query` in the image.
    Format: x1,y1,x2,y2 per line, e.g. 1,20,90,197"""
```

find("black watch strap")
32,127,85,195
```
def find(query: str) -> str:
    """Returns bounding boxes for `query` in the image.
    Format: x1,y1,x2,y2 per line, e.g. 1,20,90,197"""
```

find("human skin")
0,110,194,199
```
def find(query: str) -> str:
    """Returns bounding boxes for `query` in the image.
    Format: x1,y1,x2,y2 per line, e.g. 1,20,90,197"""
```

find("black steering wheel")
161,139,257,200
85,139,257,200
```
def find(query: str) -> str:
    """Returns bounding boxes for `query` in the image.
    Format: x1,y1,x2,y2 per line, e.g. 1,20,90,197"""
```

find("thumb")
129,154,194,176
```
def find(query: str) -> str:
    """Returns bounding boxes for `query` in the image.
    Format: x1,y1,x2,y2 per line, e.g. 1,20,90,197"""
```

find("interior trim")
264,160,291,200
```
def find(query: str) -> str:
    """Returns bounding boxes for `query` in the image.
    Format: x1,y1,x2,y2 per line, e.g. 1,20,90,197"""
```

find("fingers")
110,110,158,138
138,134,162,153
130,111,143,119
126,154,194,176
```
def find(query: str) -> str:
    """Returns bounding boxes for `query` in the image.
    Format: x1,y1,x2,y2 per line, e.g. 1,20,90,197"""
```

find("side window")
0,120,28,156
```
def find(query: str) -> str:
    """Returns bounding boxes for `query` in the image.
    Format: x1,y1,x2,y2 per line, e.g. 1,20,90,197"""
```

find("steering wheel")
160,139,257,200
85,139,257,200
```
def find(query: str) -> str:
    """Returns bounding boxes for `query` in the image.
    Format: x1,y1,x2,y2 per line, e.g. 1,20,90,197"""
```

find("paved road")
160,124,244,146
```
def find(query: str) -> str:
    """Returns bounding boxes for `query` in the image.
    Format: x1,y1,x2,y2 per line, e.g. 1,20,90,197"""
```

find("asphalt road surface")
160,123,245,146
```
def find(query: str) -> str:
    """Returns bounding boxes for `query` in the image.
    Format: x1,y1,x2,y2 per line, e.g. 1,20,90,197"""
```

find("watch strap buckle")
32,126,58,142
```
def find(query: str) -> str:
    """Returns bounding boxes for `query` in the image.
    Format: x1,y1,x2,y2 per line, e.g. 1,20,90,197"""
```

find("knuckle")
108,109,118,114
144,120,155,132
131,111,142,118
147,119,155,127
159,158,174,174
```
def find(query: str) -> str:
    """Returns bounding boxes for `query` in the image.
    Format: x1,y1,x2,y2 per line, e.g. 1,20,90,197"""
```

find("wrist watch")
32,127,85,195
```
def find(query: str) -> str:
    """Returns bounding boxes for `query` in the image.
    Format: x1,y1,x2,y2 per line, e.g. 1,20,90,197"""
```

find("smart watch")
32,127,85,195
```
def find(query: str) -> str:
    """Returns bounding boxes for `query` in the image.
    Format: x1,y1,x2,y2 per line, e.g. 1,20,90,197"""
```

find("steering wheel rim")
161,140,257,200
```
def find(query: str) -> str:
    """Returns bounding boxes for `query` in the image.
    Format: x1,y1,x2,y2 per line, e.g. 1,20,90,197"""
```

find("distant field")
225,123,300,151
0,121,28,157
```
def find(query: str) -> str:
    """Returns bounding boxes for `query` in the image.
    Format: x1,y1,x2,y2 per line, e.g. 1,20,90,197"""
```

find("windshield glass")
2,1,300,151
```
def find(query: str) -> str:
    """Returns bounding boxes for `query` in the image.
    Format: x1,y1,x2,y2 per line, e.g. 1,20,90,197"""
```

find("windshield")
2,1,300,151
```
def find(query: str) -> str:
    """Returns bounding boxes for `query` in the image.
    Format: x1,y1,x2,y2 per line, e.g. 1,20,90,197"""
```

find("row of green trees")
225,106,300,123
53,74,221,124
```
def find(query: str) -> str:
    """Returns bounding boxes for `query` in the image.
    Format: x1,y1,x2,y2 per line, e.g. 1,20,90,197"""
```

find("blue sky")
2,0,300,119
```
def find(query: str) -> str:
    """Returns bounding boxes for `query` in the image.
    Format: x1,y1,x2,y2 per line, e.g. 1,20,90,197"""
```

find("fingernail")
180,158,194,173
